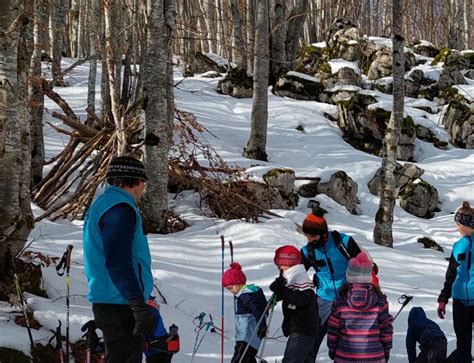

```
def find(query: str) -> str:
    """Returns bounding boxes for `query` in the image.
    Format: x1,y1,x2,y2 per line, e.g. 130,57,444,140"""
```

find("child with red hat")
222,262,267,363
270,245,319,363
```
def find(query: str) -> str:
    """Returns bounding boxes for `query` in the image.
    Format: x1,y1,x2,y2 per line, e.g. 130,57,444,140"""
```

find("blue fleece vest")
451,234,474,305
83,186,153,304
301,232,352,302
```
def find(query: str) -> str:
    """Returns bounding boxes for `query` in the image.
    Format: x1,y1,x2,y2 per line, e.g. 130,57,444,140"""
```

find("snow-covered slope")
1,60,473,362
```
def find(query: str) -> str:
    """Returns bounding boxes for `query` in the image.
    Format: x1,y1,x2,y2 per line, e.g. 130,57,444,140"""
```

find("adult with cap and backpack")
299,208,366,357
83,156,155,362
437,201,474,363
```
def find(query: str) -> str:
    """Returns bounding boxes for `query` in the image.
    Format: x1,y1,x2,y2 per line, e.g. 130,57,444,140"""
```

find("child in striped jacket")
327,252,393,362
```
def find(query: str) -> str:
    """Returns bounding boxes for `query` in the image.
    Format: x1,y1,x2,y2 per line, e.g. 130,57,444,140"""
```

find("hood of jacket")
345,283,378,310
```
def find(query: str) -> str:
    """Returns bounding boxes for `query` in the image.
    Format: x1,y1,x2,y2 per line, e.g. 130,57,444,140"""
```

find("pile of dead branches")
34,72,280,223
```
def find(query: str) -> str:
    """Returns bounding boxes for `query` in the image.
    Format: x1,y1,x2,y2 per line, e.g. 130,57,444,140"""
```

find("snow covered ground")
1,59,473,362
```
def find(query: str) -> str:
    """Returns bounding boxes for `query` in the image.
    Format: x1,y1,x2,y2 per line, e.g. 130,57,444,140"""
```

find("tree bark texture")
0,0,34,274
373,0,405,248
230,0,246,70
141,0,175,232
243,0,269,161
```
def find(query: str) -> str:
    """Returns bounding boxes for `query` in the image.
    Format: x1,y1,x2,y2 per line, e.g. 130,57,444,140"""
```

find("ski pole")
49,320,64,363
56,244,73,363
393,294,413,321
220,235,225,363
10,250,37,363
191,314,215,362
239,294,276,363
228,240,237,316
258,295,276,361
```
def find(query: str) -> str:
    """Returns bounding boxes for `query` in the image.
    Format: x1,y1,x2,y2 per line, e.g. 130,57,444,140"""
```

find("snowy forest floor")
1,59,473,362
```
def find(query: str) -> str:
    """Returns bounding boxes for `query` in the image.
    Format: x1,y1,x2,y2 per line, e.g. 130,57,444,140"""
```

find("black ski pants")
92,303,144,363
231,341,258,363
282,333,316,363
415,336,447,363
452,299,474,363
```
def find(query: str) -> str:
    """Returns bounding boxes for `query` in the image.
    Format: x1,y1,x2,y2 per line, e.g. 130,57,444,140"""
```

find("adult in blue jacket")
406,307,447,362
84,156,154,363
300,210,361,358
438,201,474,363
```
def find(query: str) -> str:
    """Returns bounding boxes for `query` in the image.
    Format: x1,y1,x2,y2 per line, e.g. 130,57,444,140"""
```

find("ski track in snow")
1,58,473,362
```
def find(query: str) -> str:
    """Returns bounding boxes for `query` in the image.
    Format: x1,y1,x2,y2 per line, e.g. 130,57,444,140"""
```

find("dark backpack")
306,230,354,272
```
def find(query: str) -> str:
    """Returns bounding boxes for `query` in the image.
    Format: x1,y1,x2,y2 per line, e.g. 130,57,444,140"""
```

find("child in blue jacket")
438,201,474,363
406,307,447,363
222,263,267,363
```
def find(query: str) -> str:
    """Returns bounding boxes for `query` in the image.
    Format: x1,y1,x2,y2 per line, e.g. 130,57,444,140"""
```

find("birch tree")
29,0,46,186
243,0,269,161
373,0,405,248
0,0,34,274
141,0,175,232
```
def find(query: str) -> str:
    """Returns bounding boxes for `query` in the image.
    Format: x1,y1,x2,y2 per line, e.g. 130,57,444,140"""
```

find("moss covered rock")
399,179,439,218
441,94,474,149
273,72,325,101
217,68,253,98
336,94,416,160
317,171,360,214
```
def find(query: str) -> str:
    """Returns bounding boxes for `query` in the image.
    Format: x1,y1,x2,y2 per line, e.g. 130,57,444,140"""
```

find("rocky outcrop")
434,49,469,90
195,52,229,73
263,168,299,209
336,94,417,160
368,162,425,197
297,179,321,198
441,94,474,149
317,171,359,214
326,19,361,61
273,72,325,101
399,179,439,218
217,68,253,98
412,40,440,58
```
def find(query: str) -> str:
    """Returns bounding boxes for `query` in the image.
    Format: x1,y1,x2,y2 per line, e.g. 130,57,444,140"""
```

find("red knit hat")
274,245,301,267
302,212,328,236
222,262,247,287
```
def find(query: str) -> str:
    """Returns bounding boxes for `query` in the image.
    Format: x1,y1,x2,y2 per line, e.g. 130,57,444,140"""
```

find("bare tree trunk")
0,0,34,274
230,0,246,69
104,0,126,154
285,0,309,69
374,0,405,248
270,0,287,81
29,0,46,187
69,0,80,57
246,0,255,73
243,0,268,161
206,0,217,53
50,0,67,85
141,0,175,232
87,0,99,113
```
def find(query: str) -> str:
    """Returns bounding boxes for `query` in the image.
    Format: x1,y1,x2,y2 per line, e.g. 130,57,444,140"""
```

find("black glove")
129,298,155,339
385,351,390,361
257,324,267,339
269,273,287,293
329,351,335,360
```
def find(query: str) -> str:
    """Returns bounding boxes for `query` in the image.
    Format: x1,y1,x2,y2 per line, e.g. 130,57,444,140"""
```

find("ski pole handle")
65,245,73,272
229,241,234,263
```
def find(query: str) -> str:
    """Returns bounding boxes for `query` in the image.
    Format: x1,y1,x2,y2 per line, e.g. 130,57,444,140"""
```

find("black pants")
92,303,144,363
452,299,474,363
416,337,447,363
146,336,174,363
231,341,257,363
282,333,316,363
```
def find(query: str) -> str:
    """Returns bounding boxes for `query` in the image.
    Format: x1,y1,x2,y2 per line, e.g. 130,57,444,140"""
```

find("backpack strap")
306,245,326,271
331,230,351,261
